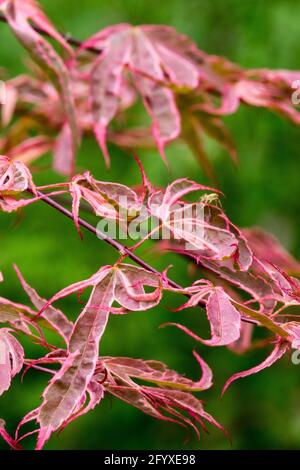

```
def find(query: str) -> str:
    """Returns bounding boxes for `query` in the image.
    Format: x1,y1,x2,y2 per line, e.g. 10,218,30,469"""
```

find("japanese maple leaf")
0,271,40,336
77,24,203,165
0,75,55,166
0,155,35,195
147,178,237,261
0,266,78,351
163,272,289,347
166,283,242,347
17,351,224,449
97,352,224,442
184,65,300,177
24,264,162,446
0,328,24,396
258,262,300,305
0,155,67,212
0,419,21,449
187,51,300,125
231,327,300,406
222,339,289,396
244,227,300,276
202,67,300,125
14,265,73,344
219,293,300,395
0,71,137,174
0,155,38,212
0,295,37,336
70,168,149,238
157,198,253,270
0,0,79,173
99,352,213,392
157,224,279,315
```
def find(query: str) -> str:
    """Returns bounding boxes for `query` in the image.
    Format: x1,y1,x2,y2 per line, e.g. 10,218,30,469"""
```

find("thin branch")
31,189,177,283
24,361,55,375
29,189,258,326
0,12,101,54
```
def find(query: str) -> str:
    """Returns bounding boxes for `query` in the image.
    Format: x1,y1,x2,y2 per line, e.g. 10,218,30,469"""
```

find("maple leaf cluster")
0,4,299,177
0,0,299,450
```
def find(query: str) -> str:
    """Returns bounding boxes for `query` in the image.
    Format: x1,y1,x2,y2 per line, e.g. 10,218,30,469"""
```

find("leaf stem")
0,13,101,54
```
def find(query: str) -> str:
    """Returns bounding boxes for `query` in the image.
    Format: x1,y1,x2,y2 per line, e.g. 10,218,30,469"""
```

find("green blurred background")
1,0,300,450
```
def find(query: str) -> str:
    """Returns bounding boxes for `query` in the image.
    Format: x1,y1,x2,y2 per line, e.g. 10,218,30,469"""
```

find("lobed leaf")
0,0,79,174
222,341,289,395
0,328,24,396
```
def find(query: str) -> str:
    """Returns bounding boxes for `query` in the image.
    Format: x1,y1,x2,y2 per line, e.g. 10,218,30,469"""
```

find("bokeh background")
1,0,300,450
